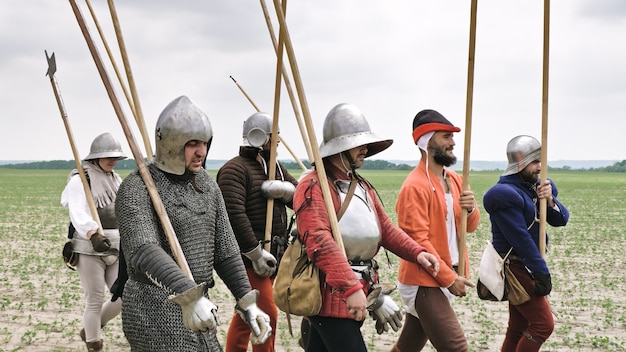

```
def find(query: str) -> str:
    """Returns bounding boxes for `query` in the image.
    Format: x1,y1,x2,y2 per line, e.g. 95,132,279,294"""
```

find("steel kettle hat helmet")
242,112,277,148
319,103,393,158
502,135,541,176
84,132,127,161
154,95,213,175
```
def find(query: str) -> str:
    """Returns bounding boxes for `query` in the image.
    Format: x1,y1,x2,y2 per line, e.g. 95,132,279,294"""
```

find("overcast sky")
1,1,624,164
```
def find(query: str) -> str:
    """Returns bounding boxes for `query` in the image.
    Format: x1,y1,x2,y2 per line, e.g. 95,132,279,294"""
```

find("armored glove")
90,232,111,252
243,242,277,277
235,290,272,345
533,273,552,296
169,283,219,334
261,180,295,203
367,287,403,333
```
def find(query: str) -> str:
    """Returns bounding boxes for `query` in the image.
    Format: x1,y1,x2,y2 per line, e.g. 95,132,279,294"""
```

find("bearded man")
392,109,480,352
483,135,569,352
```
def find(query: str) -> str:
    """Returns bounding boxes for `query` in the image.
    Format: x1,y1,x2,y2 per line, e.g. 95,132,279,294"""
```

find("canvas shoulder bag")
477,243,531,305
273,179,357,333
476,241,507,300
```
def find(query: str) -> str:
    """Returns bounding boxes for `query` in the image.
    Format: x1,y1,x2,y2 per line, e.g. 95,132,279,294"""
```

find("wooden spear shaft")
69,0,193,279
271,0,346,257
259,0,313,163
458,0,478,277
278,136,307,171
263,0,287,252
45,50,104,235
84,0,136,119
230,75,262,112
539,0,550,258
107,0,153,161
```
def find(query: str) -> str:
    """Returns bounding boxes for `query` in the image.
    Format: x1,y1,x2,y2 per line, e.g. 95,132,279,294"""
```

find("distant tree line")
547,159,626,172
0,159,140,170
2,159,625,172
279,159,414,170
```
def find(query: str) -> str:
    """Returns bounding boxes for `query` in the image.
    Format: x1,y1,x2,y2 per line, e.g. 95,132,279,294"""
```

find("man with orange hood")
392,109,480,352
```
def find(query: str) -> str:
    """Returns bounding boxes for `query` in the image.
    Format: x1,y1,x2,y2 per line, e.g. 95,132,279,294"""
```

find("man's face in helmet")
347,144,368,169
262,133,279,151
97,157,119,173
520,160,541,183
428,131,457,167
184,140,208,174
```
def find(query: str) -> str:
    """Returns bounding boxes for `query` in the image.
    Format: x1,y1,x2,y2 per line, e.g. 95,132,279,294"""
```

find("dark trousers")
306,316,367,352
501,261,554,352
393,286,468,352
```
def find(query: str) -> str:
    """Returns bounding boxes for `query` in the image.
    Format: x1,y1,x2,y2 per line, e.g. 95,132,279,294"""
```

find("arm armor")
215,254,252,300
131,243,197,294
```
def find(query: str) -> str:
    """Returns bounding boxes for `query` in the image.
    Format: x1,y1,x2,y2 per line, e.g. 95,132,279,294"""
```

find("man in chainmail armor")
115,95,272,351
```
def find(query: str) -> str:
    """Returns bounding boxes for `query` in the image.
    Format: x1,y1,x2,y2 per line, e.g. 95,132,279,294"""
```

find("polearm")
84,0,153,161
259,0,313,163
230,75,306,171
68,0,193,279
458,0,478,277
230,75,262,112
539,0,550,258
84,0,136,121
45,50,104,235
261,0,287,252
107,0,153,160
229,76,307,172
270,0,346,257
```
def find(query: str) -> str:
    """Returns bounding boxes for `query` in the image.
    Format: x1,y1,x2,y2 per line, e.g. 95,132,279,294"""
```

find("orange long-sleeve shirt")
396,161,480,288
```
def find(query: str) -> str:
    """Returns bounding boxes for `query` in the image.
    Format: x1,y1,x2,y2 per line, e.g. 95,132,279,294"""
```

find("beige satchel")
273,235,322,317
273,179,357,334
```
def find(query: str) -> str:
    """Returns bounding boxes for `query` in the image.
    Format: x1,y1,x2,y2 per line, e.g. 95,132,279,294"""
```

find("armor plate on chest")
336,180,381,262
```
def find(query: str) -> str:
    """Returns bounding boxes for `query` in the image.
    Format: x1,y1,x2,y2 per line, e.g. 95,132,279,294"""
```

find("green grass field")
0,168,625,351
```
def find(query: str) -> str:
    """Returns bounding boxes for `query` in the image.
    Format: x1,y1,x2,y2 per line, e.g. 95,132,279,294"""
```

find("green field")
1,168,625,351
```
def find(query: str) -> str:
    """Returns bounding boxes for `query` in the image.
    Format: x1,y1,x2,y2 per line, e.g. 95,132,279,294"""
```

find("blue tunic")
483,175,569,274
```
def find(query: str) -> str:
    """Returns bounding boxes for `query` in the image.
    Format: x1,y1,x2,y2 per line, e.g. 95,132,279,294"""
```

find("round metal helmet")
154,95,213,175
84,132,127,160
319,103,393,158
502,135,541,176
242,112,277,148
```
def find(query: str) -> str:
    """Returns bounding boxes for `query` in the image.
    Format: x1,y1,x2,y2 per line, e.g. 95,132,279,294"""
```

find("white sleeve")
60,175,98,239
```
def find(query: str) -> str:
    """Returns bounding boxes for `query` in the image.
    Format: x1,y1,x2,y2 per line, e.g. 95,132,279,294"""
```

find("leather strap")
336,179,357,221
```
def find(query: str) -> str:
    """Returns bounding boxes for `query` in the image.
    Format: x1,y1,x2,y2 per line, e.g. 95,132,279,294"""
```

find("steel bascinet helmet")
154,95,213,175
84,132,127,161
242,112,277,148
502,135,541,176
319,103,393,158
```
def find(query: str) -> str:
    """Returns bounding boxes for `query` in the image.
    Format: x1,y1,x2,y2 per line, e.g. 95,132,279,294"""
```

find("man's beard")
430,146,457,167
519,169,539,183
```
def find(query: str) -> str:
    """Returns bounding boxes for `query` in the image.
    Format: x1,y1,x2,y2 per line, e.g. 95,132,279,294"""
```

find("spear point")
45,50,56,78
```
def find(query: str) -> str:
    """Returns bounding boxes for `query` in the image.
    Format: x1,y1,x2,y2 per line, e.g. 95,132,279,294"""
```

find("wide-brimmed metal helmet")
84,132,127,161
502,135,541,176
242,112,277,148
154,95,213,175
319,103,393,158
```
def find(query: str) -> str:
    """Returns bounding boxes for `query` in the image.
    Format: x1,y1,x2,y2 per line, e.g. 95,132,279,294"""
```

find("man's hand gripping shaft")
244,242,277,277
